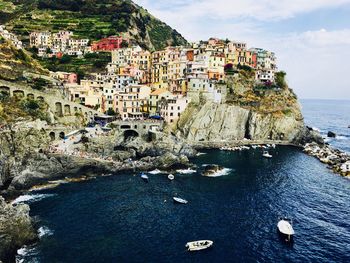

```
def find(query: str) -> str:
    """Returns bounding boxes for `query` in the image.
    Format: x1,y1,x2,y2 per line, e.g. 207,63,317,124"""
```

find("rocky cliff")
0,196,36,262
177,73,316,145
176,102,306,144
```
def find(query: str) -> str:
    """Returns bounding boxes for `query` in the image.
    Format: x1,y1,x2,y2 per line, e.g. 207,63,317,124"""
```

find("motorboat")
263,151,272,158
173,197,188,204
149,169,161,174
277,218,295,241
186,240,213,251
140,173,149,182
168,174,175,180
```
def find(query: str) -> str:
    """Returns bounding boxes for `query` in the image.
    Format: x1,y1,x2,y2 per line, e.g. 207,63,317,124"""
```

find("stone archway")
123,129,139,141
0,86,10,98
13,90,25,99
49,132,56,141
55,102,63,117
59,132,65,139
27,93,35,100
64,104,71,115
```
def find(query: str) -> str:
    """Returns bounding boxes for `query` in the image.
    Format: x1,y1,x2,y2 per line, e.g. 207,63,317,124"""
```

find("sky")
134,0,350,99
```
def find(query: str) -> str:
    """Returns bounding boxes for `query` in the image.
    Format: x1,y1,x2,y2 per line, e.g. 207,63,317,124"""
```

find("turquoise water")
17,100,350,263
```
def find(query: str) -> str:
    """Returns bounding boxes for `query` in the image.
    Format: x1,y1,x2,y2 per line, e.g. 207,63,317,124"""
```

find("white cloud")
136,0,350,21
268,29,350,99
135,0,350,99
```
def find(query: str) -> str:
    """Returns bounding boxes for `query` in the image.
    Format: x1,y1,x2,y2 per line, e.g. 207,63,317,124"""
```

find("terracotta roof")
151,88,169,96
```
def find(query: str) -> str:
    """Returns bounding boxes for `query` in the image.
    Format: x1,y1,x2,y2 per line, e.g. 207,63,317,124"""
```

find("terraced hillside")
0,0,188,50
0,36,48,81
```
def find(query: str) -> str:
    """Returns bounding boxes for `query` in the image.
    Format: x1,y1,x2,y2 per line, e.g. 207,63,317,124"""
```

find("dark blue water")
20,146,350,263
18,100,350,263
301,99,350,153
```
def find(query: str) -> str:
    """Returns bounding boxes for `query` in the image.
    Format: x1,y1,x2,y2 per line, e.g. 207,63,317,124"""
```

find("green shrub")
275,71,287,89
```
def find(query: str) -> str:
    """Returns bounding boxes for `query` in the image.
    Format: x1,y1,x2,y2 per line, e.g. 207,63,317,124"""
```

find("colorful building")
92,36,128,52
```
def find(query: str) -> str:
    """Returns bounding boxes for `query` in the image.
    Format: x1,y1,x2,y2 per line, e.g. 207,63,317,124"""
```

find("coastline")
2,137,349,262
7,137,350,201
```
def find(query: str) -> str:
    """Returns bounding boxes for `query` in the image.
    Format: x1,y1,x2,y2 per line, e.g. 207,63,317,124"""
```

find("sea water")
17,100,350,263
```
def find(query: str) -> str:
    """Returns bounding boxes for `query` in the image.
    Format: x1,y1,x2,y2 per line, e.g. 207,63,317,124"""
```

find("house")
114,85,151,120
50,71,77,84
148,88,174,115
91,36,127,51
159,96,190,124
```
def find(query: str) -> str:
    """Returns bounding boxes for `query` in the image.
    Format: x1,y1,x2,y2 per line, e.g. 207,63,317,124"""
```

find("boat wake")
176,168,197,174
203,168,232,177
11,194,56,205
38,226,54,238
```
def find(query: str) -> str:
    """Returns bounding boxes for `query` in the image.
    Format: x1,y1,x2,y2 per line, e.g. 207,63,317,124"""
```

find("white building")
160,96,190,124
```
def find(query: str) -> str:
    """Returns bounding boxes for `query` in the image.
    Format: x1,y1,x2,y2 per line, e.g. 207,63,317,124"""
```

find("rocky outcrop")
304,142,350,177
177,101,307,144
0,196,36,262
202,165,224,177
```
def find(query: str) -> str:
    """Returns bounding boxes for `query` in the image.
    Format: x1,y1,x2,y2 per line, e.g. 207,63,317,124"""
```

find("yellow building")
148,88,174,114
114,85,151,120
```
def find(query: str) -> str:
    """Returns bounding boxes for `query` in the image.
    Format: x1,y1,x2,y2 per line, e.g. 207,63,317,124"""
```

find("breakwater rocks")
304,142,350,177
0,196,36,263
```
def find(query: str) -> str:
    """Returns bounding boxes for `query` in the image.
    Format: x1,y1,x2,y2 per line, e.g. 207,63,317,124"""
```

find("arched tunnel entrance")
59,132,65,139
49,132,56,141
123,129,139,141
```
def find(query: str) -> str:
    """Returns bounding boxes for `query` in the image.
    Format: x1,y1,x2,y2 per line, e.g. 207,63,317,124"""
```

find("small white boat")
149,169,161,174
141,173,149,182
173,197,188,204
263,151,272,158
186,240,213,251
277,218,295,241
168,174,175,180
176,168,196,174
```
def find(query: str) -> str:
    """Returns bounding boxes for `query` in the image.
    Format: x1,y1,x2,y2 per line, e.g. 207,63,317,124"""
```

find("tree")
275,71,287,89
106,108,116,116
60,54,72,64
121,40,129,48
31,78,49,91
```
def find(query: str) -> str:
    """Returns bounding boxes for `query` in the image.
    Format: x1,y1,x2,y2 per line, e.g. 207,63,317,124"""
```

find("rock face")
0,197,36,262
177,101,307,144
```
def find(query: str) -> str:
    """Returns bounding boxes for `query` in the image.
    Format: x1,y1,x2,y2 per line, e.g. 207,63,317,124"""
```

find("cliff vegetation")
1,0,188,51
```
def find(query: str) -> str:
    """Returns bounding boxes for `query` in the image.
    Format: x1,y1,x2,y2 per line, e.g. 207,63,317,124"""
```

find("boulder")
327,131,336,138
202,164,224,176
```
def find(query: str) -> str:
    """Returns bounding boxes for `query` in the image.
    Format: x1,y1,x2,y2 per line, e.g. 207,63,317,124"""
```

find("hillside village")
1,26,279,125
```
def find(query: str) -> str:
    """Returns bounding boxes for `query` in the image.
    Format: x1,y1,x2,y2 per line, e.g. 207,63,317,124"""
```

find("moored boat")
263,151,272,158
186,240,213,251
277,218,295,241
173,197,188,204
168,174,175,180
141,173,149,182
